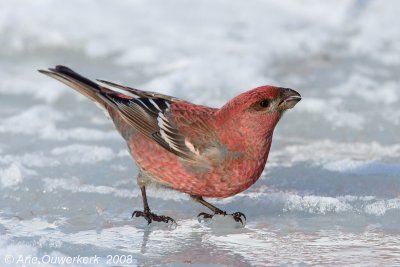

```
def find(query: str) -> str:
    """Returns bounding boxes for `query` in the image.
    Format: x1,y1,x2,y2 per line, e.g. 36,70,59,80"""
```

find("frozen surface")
0,0,400,266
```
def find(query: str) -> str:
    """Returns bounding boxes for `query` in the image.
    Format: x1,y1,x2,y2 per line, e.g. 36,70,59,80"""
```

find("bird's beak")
279,88,301,110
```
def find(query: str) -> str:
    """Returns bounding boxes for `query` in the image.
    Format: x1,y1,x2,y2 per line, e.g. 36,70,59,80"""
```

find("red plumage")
39,65,301,224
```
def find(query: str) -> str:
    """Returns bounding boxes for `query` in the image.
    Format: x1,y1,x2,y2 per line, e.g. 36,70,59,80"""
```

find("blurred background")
0,0,399,266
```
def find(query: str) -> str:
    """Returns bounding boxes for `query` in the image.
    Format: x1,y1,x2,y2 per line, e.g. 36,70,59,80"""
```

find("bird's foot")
197,211,246,225
132,209,175,225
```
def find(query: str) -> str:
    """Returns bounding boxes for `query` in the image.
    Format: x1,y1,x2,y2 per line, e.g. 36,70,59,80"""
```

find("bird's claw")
197,211,246,225
197,212,214,219
132,210,176,224
231,212,246,225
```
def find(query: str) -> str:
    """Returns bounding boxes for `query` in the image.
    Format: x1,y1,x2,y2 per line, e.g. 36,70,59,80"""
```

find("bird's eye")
259,100,270,108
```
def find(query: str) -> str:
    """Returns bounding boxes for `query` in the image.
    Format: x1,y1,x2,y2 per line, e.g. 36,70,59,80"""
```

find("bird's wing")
96,80,216,162
96,79,182,102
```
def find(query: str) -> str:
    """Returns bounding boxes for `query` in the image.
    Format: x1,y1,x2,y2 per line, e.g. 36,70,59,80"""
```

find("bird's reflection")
140,227,151,254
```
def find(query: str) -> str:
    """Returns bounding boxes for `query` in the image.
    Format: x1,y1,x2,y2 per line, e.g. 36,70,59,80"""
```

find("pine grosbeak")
39,65,301,225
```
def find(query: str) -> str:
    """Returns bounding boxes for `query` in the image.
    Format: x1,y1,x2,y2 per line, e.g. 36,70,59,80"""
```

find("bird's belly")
128,133,265,198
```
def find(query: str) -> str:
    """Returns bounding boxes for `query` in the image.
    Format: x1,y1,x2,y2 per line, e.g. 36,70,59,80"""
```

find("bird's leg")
191,196,246,225
132,186,175,224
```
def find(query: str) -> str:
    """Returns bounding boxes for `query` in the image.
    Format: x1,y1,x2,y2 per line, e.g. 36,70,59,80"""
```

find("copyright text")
4,254,100,265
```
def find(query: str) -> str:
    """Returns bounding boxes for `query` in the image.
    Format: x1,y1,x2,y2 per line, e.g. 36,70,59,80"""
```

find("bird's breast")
127,130,271,198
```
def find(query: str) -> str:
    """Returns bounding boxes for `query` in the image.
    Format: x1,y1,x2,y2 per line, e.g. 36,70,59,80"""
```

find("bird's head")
216,86,301,148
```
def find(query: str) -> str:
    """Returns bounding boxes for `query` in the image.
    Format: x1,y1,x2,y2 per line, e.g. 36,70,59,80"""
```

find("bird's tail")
38,65,107,108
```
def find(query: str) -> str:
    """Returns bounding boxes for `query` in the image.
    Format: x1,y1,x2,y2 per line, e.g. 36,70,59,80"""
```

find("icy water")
1,0,400,266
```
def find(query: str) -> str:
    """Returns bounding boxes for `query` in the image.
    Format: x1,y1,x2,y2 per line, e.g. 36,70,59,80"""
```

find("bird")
39,65,301,225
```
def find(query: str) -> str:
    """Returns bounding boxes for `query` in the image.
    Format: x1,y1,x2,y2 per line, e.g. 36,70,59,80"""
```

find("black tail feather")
49,65,101,90
39,65,106,107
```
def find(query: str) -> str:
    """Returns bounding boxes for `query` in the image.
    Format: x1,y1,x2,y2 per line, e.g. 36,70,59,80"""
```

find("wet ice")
1,0,400,266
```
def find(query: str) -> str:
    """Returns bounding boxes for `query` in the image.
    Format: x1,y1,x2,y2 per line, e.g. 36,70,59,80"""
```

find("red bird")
39,66,301,225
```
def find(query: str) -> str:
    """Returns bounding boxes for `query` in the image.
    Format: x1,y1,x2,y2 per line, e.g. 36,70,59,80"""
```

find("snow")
50,145,116,165
0,163,25,189
0,0,399,266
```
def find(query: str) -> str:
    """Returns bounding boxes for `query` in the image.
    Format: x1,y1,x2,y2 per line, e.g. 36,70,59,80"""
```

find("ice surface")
0,163,25,189
0,0,399,266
